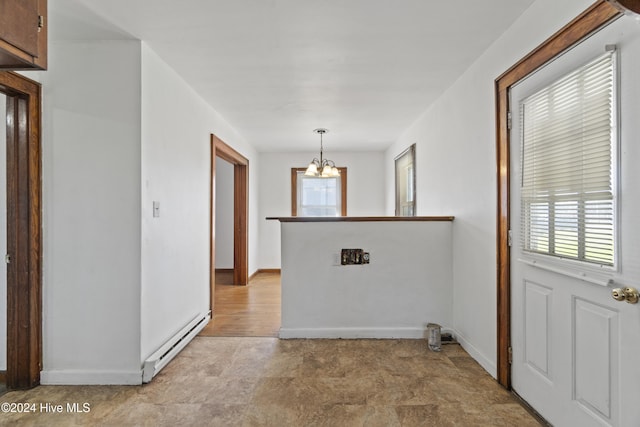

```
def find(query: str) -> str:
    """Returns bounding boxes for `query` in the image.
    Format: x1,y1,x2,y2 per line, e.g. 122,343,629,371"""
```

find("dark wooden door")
1,72,42,390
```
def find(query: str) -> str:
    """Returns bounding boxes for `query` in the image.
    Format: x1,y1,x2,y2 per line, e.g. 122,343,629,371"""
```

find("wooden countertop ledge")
266,216,454,222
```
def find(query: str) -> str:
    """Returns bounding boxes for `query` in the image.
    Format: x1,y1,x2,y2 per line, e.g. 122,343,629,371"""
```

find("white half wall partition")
273,217,454,339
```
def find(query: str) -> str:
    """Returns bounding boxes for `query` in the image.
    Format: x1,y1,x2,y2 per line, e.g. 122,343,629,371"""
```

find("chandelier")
305,128,340,177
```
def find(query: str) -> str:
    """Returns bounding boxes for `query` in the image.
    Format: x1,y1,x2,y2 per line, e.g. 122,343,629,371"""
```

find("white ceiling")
49,0,535,152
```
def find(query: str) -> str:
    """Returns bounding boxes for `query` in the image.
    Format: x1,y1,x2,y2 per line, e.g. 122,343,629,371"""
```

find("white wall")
279,220,452,338
215,158,234,269
24,38,260,384
0,94,5,371
37,40,143,384
384,0,594,376
140,44,259,363
258,151,385,268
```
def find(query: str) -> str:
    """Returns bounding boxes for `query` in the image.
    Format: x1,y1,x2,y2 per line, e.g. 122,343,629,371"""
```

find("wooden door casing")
1,71,42,389
210,135,249,314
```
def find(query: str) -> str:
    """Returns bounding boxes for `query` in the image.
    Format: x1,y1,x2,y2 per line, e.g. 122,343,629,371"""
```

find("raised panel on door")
524,281,551,380
572,298,618,422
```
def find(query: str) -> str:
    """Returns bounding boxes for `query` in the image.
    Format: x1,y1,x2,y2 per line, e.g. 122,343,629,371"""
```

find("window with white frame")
520,51,616,266
291,168,347,216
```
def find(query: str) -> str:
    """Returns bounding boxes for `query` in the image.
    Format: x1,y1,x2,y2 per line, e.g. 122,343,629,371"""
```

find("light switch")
333,253,341,266
153,201,160,218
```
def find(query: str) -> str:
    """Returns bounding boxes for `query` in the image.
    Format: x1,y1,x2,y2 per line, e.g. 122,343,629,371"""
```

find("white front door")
510,15,640,427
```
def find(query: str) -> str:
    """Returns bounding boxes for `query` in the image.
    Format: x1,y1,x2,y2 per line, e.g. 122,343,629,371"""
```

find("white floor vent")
142,312,211,383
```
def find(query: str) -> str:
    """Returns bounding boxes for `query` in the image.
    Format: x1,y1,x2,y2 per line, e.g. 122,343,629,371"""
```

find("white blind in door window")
520,52,616,266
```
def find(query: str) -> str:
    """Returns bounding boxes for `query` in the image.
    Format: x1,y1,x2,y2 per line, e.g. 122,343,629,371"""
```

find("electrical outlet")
341,249,369,265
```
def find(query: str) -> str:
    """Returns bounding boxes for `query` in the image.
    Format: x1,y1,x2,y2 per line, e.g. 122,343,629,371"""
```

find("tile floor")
0,337,542,426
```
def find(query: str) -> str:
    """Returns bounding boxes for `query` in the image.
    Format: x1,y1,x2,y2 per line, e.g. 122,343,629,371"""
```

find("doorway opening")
209,134,248,314
0,71,42,391
214,157,234,279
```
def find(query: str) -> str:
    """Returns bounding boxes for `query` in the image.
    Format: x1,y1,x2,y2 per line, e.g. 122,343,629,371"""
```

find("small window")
291,168,347,216
395,144,416,216
520,52,616,266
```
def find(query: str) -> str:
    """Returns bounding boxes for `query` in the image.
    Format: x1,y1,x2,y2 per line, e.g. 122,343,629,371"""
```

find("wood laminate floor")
199,271,281,337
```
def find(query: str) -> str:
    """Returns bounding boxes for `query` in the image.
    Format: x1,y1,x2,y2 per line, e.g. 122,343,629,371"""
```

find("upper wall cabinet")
606,0,640,14
0,0,47,70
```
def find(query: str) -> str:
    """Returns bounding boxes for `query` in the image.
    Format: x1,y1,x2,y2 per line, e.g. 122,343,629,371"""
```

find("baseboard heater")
142,311,211,383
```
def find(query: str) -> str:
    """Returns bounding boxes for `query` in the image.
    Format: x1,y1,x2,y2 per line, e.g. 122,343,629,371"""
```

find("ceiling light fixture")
305,128,340,178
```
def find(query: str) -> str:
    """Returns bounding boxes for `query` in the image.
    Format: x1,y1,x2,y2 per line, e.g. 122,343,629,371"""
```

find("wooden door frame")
210,134,248,312
0,71,42,389
495,0,622,388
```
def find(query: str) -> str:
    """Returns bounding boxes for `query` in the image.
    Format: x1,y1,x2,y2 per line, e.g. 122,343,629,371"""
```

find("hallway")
199,271,281,337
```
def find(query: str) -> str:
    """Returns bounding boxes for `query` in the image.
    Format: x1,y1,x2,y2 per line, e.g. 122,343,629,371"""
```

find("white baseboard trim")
40,370,142,385
279,327,427,339
453,329,497,379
